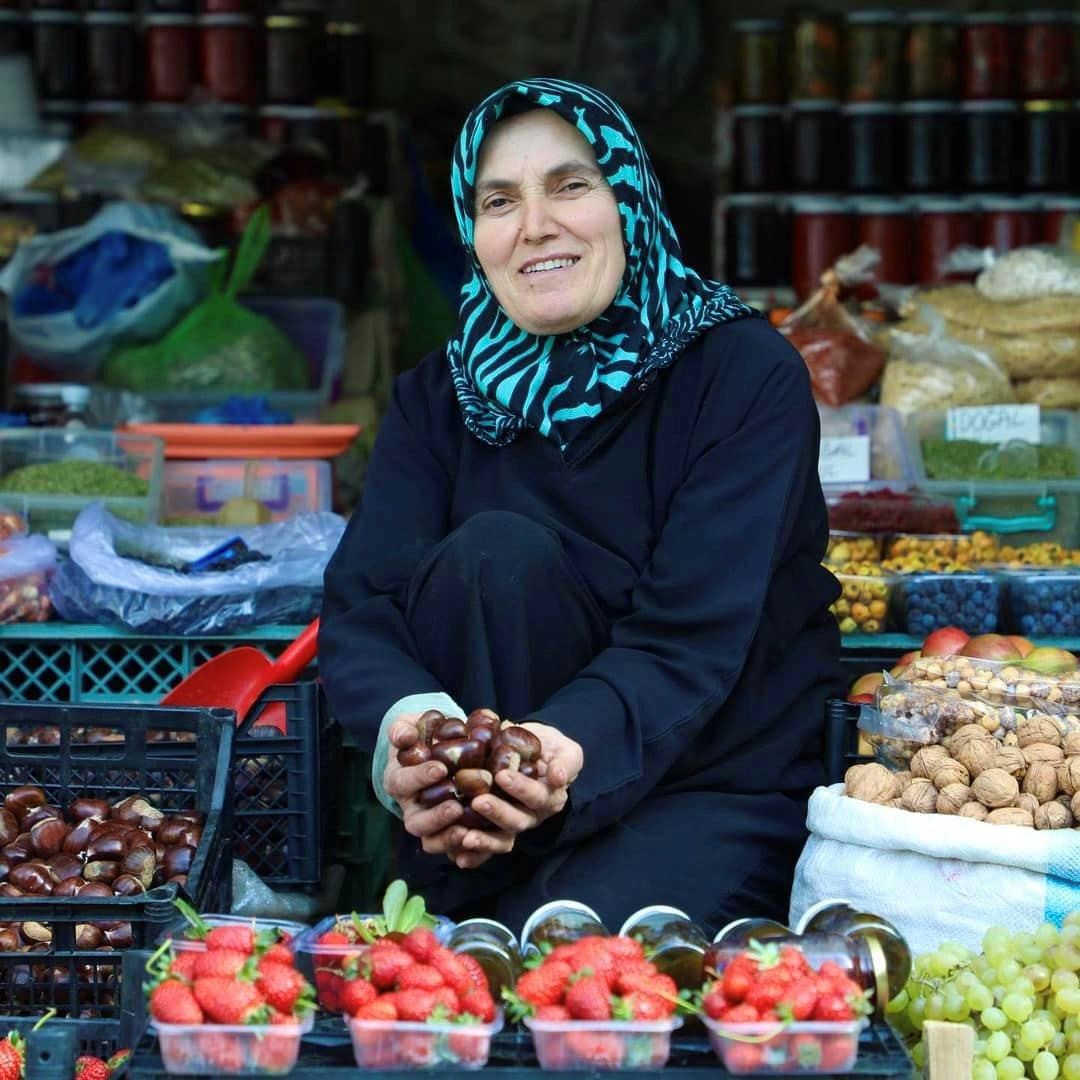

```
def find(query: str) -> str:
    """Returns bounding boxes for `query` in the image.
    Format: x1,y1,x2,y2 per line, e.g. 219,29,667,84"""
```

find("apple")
1006,635,1035,659
1020,646,1078,676
921,627,970,658
847,672,885,703
896,650,920,668
964,634,1022,662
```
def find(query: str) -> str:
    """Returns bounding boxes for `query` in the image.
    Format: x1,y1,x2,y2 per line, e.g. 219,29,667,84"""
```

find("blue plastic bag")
0,201,222,376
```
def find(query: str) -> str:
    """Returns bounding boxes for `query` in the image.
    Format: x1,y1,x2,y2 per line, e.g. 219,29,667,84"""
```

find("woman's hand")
451,721,584,870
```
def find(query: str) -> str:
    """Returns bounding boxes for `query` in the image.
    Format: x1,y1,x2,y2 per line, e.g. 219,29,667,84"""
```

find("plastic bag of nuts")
900,654,1080,709
0,535,56,625
0,509,26,542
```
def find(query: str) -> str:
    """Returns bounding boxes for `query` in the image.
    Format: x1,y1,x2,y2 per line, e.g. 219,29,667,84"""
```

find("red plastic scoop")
160,619,320,733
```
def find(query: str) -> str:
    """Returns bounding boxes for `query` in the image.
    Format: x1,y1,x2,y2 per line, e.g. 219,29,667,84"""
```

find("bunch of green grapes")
887,913,1080,1080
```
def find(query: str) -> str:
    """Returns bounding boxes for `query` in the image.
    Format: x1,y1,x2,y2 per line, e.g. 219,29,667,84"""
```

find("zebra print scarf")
446,77,754,450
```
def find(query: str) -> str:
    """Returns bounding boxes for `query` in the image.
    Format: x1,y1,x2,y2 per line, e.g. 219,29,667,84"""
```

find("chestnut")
111,875,146,897
432,738,486,771
4,787,45,822
103,922,133,949
29,818,66,858
162,845,195,880
121,847,156,889
2,834,33,865
0,811,18,847
46,853,83,883
21,921,52,944
172,811,204,826
122,830,155,855
111,797,164,832
9,861,53,895
458,807,495,830
0,856,9,883
417,781,458,808
86,833,125,862
415,709,446,745
53,879,81,898
0,928,19,951
68,798,110,822
75,924,105,950
489,745,522,774
397,744,432,768
77,882,113,898
495,725,542,762
467,707,501,728
433,718,468,743
454,768,493,798
0,885,22,898
154,818,191,847
466,724,495,750
178,826,202,850
23,805,62,830
63,817,101,855
83,860,121,885
518,762,540,780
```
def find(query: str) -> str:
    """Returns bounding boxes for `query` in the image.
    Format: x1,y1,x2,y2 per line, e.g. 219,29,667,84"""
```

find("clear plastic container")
894,571,1002,636
152,1013,313,1075
523,1017,683,1071
162,459,331,525
818,405,918,498
348,1012,503,1070
157,914,308,953
829,573,893,635
825,532,882,565
884,531,1000,566
703,1018,866,1074
1004,568,1080,637
826,486,959,535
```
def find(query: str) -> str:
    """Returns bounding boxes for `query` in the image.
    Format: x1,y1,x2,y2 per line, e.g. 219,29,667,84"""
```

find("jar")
901,101,958,193
30,11,82,99
1023,100,1070,191
708,917,790,955
12,384,89,427
444,919,522,997
904,12,959,100
976,196,1039,253
199,13,255,105
843,103,898,193
83,99,133,129
324,19,370,107
265,14,312,104
789,13,840,100
791,196,854,301
960,13,1016,100
145,15,196,103
619,906,708,991
1021,11,1072,101
732,17,784,105
1040,194,1080,245
913,196,977,285
790,101,842,191
732,105,785,192
853,198,913,284
0,11,28,55
961,100,1018,192
843,11,899,103
520,900,608,963
84,13,134,99
725,193,789,288
257,105,335,155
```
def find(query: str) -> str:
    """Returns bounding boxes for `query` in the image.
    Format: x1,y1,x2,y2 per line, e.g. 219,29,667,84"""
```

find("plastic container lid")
960,12,1016,24
899,100,957,113
197,12,255,25
1040,194,1080,210
844,11,896,24
842,102,899,115
84,100,134,113
959,100,1021,112
789,195,851,214
732,104,786,117
28,11,80,22
83,12,135,23
143,13,196,25
1024,100,1071,112
732,18,785,32
1021,10,1073,23
905,11,958,23
851,197,911,215
265,13,307,28
976,195,1040,212
326,20,365,35
790,99,841,111
726,193,782,208
911,196,975,213
257,104,326,119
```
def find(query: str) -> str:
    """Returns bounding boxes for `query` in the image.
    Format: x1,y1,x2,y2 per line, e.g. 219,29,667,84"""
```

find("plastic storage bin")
162,459,331,524
1003,569,1080,637
0,429,164,531
818,405,917,499
826,487,959,534
830,573,893,634
905,409,1080,546
347,1012,503,1070
894,571,1002,635
137,297,344,422
152,1013,313,1075
825,532,883,564
703,1018,866,1074
524,1017,683,1070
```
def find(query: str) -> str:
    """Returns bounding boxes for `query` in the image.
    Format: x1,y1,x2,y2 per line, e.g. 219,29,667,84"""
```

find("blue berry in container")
899,573,1001,635
1007,572,1080,637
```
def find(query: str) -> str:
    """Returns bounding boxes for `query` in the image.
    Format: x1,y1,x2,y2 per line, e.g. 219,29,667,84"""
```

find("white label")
819,436,871,485
946,405,1041,445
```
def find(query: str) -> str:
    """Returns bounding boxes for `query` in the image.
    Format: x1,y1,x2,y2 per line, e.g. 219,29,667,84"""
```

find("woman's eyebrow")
475,160,601,195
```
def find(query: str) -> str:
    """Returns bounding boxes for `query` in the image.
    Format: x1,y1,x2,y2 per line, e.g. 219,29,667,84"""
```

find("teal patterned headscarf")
446,77,754,450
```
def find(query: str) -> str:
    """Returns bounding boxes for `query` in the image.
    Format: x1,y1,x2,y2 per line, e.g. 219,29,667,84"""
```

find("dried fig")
973,768,1020,809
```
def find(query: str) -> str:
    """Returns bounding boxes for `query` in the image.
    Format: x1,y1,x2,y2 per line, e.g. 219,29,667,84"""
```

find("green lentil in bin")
904,12,959,100
789,12,841,100
733,18,785,105
920,439,1078,482
844,10,900,103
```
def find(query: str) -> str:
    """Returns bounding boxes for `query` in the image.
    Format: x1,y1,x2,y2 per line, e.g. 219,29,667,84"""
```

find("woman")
320,78,844,933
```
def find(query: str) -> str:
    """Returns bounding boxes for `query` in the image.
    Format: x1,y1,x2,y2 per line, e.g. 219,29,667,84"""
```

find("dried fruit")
901,778,939,813
936,783,972,815
844,763,901,805
973,768,1020,809
986,807,1035,827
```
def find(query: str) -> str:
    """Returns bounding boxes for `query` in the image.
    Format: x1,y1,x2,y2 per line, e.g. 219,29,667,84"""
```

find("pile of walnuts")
845,718,1080,829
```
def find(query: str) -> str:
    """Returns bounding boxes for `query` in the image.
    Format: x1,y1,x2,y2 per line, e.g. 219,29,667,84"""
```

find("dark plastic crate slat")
824,698,871,784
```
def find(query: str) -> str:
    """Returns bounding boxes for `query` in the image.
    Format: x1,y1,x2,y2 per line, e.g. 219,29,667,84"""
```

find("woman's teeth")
524,257,578,274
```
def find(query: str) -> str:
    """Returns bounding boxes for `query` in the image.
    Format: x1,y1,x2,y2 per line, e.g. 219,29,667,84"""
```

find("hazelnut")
1023,761,1060,804
910,746,951,780
972,768,1020,809
987,807,1035,828
901,778,939,814
1018,716,1064,749
1023,742,1064,767
844,764,901,805
1034,802,1074,830
936,783,972,815
1017,793,1041,816
931,759,970,790
955,738,998,779
958,801,989,821
1057,758,1080,797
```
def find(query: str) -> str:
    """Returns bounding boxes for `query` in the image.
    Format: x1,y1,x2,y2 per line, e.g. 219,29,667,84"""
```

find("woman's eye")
482,196,511,212
559,180,588,194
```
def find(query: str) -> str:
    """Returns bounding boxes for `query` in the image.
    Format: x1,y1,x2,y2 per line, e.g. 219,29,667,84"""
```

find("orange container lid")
121,424,361,460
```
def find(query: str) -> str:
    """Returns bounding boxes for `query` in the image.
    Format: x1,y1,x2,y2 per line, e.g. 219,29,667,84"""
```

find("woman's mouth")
521,256,580,275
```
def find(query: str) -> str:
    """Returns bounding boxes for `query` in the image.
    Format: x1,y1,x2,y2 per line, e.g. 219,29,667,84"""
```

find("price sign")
946,405,1041,445
819,435,871,485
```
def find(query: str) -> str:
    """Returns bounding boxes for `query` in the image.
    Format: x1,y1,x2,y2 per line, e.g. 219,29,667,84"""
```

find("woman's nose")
520,196,557,241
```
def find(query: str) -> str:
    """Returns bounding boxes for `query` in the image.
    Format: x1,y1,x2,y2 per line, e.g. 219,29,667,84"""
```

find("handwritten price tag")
819,436,871,485
946,405,1041,445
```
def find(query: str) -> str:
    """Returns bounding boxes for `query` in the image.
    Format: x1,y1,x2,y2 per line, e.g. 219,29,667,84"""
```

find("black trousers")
395,510,808,935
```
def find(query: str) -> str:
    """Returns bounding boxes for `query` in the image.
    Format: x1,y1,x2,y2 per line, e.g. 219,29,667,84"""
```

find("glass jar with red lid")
843,11,899,103
901,101,958,192
30,11,82,99
843,103,899,193
790,195,854,301
199,13,255,105
977,196,1039,253
145,14,196,102
1040,194,1080,245
791,100,842,191
732,105,785,192
84,12,134,100
913,196,976,286
960,13,1016,101
961,100,1018,192
265,14,313,104
904,12,959,100
733,17,785,105
1021,11,1072,101
725,193,790,288
1023,100,1071,191
853,198,912,284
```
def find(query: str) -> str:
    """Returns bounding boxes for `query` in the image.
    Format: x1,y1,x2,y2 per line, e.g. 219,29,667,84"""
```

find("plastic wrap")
976,248,1080,301
0,533,56,624
900,653,1080,709
50,502,344,634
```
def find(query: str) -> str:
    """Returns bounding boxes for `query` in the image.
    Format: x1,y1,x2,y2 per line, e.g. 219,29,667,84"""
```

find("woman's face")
472,108,626,336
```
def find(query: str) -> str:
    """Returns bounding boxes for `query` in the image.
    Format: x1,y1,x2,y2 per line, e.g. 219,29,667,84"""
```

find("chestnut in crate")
398,708,543,829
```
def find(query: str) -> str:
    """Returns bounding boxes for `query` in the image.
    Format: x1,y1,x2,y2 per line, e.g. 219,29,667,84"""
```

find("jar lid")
959,100,1020,112
731,18,784,33
911,196,974,212
326,20,365,35
42,99,81,111
790,99,840,112
84,11,134,23
1024,100,1071,112
731,104,785,118
904,11,958,24
726,193,782,208
85,99,134,112
851,197,911,215
29,10,80,22
975,195,1039,211
789,195,852,213
257,104,324,119
520,900,604,947
844,10,895,24
1021,10,1072,23
265,13,307,29
141,101,184,114
14,383,90,408
1040,194,1080,210
197,12,254,25
841,103,898,115
960,12,1016,25
143,13,196,25
898,101,956,113
618,906,692,937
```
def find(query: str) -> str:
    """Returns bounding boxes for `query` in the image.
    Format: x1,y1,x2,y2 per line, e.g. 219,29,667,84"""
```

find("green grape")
1052,1034,1069,1058
887,988,910,1014
945,995,971,1023
911,1041,926,1069
907,996,927,1031
996,1055,1025,1080
1034,1050,1061,1080
1003,993,1035,1023
1020,1021,1048,1053
956,972,979,992
974,1059,998,1080
1062,1053,1080,1080
985,927,1014,954
1011,977,1038,998
926,992,947,1021
1056,989,1080,1015
970,984,996,1012
1028,966,1054,993
1038,924,1062,950
1023,944,1047,966
1065,912,1080,931
984,1007,1010,1031
986,1032,1013,1063
1061,925,1080,948
1056,947,1080,973
975,957,995,981
1053,972,1080,993
1068,1031,1080,1054
1000,960,1024,984
1035,1015,1062,1039
928,951,958,978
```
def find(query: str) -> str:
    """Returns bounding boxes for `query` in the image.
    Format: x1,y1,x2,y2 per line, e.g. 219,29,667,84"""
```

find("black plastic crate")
824,698,872,784
0,700,234,1019
2,1016,123,1077
233,682,337,887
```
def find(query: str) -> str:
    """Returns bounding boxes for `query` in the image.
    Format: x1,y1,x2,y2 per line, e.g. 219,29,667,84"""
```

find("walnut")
1073,791,1080,820
1023,761,1060,804
996,745,1028,778
1018,715,1064,749
973,768,1020,809
844,763,901,805
1063,731,1080,757
910,746,951,780
1017,793,1041,816
1034,802,1074,830
931,759,970,790
958,802,988,822
902,778,940,814
949,724,994,752
1057,757,1080,797
936,783,973,815
1023,742,1065,766
955,737,999,779
987,807,1035,827
894,770,913,788
888,798,905,809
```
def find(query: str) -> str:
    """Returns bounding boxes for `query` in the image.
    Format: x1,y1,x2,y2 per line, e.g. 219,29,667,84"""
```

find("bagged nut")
972,768,1019,809
0,535,56,625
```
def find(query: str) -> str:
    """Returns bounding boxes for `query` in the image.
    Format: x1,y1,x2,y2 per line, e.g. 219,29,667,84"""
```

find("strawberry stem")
173,897,210,940
31,1008,56,1032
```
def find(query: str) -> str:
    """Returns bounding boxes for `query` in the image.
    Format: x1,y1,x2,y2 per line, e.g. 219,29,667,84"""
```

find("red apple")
1006,636,1035,659
896,650,920,668
964,634,1022,662
921,627,970,658
847,673,885,703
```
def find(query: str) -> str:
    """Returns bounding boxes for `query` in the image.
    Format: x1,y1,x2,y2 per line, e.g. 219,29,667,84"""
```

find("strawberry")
400,928,440,963
253,1016,301,1072
73,1056,110,1080
459,988,497,1023
812,992,855,1022
198,1031,245,1072
432,985,461,1015
315,970,343,1011
354,997,399,1021
259,943,294,968
566,942,617,984
723,1003,761,1024
790,1034,823,1069
604,936,645,963
565,974,612,1021
150,980,204,1025
779,981,819,1022
448,1028,490,1066
204,925,255,953
366,943,413,990
534,1003,571,1021
745,974,791,1014
395,988,438,1021
340,977,377,1017
430,950,472,995
821,1033,858,1070
169,951,200,982
397,964,445,992
256,962,313,1016
614,971,677,1001
621,991,672,1020
316,929,350,956
398,1033,436,1066
565,1030,622,1067
192,977,268,1025
515,961,572,1008
192,948,250,980
458,953,490,993
0,1033,22,1080
725,1043,763,1071
703,988,729,1020
721,957,755,1003
779,946,811,975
